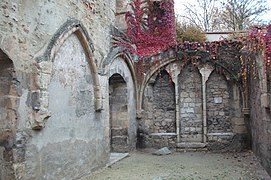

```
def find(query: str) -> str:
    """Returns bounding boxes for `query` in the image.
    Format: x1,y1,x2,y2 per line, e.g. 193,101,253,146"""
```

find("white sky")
174,0,271,22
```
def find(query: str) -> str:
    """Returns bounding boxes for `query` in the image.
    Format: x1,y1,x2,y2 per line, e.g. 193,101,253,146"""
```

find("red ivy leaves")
248,25,271,66
124,0,176,57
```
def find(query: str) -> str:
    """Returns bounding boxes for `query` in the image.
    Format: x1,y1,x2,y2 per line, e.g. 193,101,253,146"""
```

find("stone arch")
32,19,102,129
140,68,176,148
0,49,19,179
24,22,109,179
208,61,239,81
102,47,138,114
138,57,176,113
101,47,136,84
108,56,137,152
147,69,176,132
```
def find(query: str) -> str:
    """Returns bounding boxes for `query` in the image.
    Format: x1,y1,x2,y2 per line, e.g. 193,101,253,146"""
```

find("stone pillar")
199,65,214,143
173,73,180,143
166,63,182,142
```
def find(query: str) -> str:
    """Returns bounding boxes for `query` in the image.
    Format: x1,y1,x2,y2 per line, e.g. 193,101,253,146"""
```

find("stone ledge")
176,142,207,148
149,133,177,137
176,148,208,152
207,132,234,136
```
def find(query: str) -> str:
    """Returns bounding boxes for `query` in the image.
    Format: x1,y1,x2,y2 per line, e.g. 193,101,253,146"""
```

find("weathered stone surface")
21,34,109,179
249,62,271,176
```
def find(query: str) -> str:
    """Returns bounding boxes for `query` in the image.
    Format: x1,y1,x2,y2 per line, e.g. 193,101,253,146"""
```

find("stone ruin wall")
248,53,271,176
142,70,176,148
0,0,128,179
140,59,246,150
2,0,269,178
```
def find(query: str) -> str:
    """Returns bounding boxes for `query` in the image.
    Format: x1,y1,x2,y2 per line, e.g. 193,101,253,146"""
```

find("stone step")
176,142,207,152
176,148,208,152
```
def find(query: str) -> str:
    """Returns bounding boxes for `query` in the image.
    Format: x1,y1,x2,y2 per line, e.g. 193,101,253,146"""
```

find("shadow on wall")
0,49,20,179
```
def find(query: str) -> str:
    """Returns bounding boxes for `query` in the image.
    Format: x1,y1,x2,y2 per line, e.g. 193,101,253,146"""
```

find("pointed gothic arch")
31,19,102,129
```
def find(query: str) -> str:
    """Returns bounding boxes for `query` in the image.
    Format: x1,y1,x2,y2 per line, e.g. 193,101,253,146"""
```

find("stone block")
214,97,222,104
111,128,128,136
232,117,245,125
39,61,52,74
189,103,195,107
180,92,189,97
152,147,172,156
234,125,247,133
112,136,128,145
261,93,269,108
185,108,194,113
184,98,193,103
219,111,225,116
40,73,51,90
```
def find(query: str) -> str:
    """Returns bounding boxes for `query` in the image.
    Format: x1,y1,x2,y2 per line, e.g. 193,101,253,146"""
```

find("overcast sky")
174,0,271,22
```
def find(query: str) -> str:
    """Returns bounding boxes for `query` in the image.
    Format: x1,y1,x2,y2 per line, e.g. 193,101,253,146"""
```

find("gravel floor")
82,149,270,180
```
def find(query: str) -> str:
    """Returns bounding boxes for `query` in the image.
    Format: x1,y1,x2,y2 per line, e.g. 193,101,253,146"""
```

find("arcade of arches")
0,0,270,179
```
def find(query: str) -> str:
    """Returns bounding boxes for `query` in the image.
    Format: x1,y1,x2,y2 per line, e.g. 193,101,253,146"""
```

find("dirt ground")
83,149,271,180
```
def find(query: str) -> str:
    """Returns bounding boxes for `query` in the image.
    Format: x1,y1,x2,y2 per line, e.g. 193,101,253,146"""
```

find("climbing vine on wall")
114,0,271,87
123,0,176,57
247,25,271,70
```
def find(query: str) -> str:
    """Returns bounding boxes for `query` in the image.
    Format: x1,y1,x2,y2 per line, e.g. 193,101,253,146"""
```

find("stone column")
199,65,214,143
166,63,181,143
174,75,180,143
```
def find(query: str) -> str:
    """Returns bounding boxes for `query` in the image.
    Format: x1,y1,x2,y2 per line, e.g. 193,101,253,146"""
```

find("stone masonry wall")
141,70,176,148
179,65,203,142
152,70,176,133
206,71,232,133
0,0,117,178
0,0,114,74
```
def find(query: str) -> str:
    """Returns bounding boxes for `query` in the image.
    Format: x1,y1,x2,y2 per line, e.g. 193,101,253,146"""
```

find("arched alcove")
24,21,106,179
206,71,232,133
141,69,176,148
109,73,129,152
152,70,176,133
178,64,203,143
